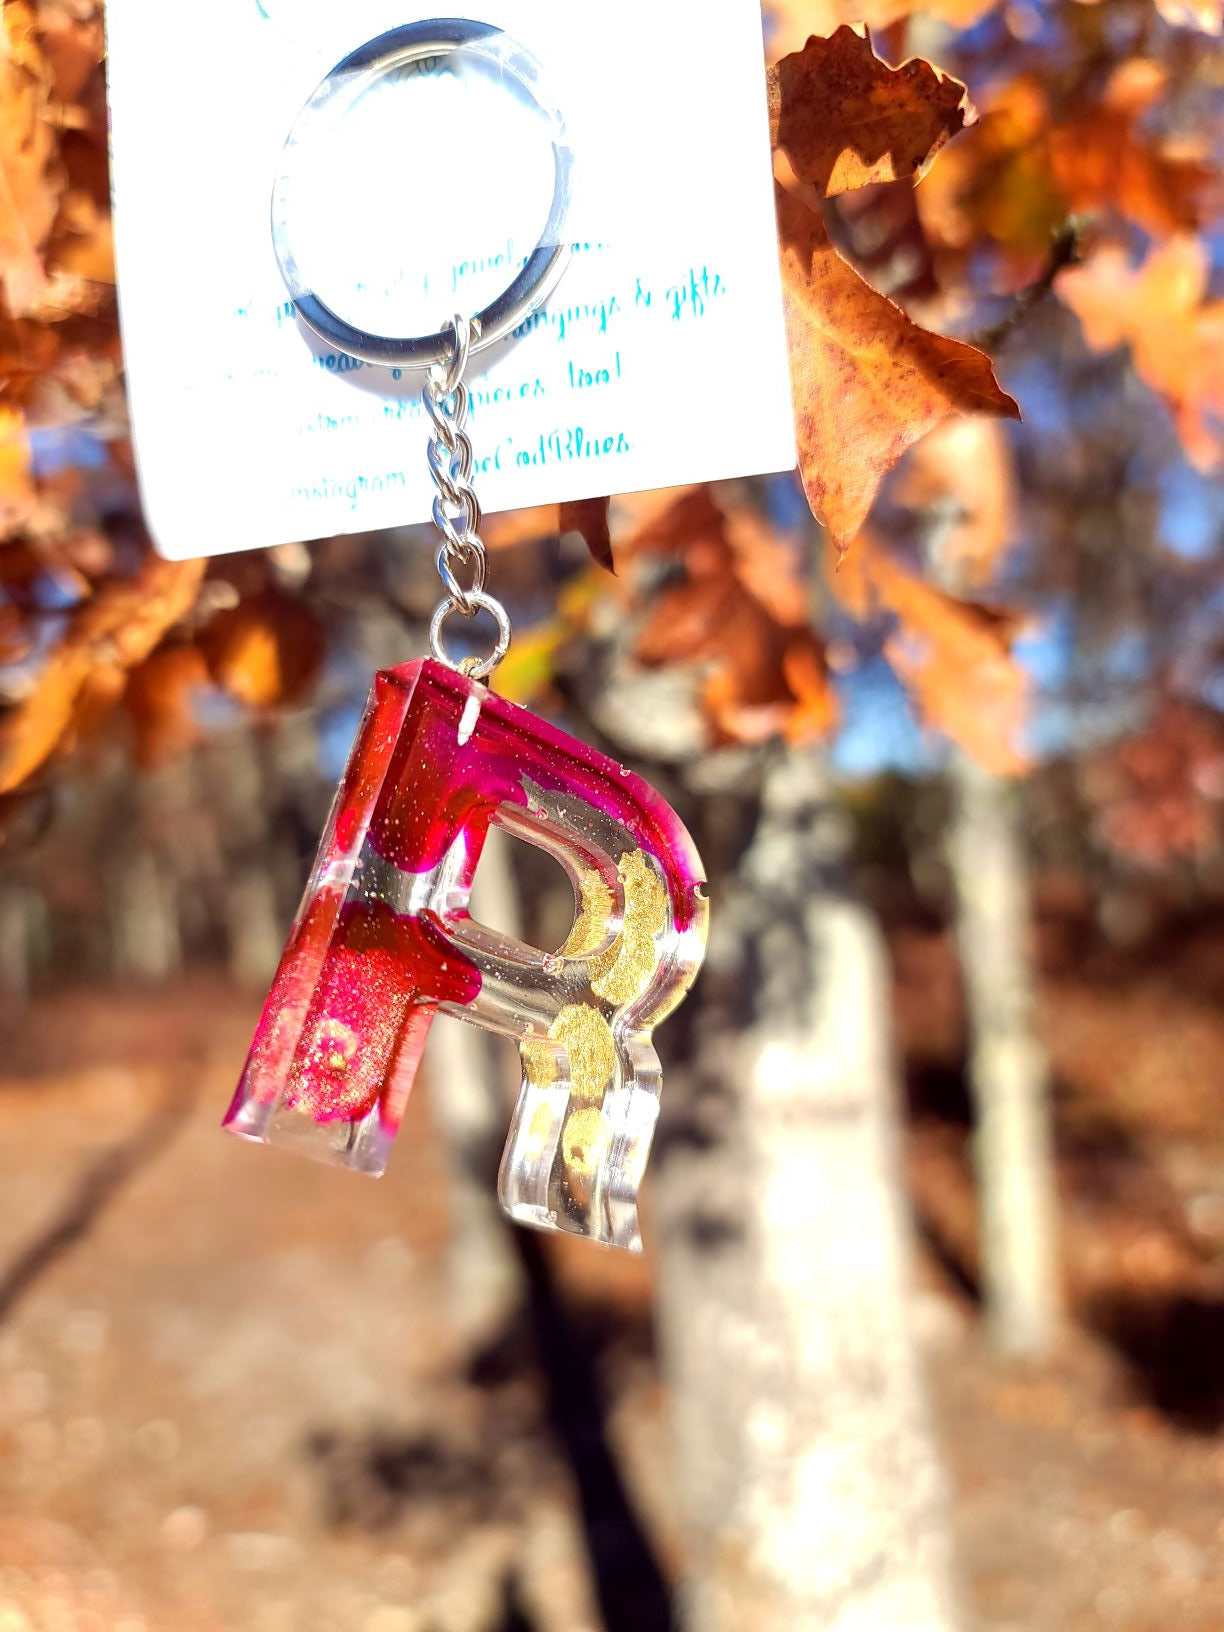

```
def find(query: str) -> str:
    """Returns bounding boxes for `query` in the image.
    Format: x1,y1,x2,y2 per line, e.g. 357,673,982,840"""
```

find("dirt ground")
0,982,1222,1632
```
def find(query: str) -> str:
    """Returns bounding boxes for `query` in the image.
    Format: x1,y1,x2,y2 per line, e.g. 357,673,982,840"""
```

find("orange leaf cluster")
199,591,325,710
765,0,999,61
0,554,205,792
0,0,116,420
1058,237,1224,472
918,68,1211,267
1084,701,1224,866
494,23,1026,757
833,531,1028,774
621,486,836,746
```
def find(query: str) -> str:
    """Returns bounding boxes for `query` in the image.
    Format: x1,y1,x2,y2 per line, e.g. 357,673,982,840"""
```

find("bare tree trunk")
426,827,526,1351
0,885,36,999
656,748,963,1632
110,849,182,983
949,750,1061,1356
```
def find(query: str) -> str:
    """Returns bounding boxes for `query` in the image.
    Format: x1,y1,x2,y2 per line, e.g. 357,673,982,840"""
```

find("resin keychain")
224,19,709,1252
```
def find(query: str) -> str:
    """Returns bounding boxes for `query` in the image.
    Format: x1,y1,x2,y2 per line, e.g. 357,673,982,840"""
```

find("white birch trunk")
949,750,1062,1356
426,826,526,1350
656,749,963,1632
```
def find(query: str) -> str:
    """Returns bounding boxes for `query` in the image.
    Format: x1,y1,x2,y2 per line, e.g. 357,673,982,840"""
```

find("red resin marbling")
225,658,705,1166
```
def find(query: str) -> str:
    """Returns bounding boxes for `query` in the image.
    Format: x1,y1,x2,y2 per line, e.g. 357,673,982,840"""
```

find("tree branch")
970,219,1086,353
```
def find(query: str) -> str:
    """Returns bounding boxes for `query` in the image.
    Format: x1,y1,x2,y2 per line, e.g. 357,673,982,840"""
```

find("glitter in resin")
224,658,708,1251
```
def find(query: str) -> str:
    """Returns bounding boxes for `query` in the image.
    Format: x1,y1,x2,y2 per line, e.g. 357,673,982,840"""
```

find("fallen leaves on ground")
777,183,1019,547
769,27,975,195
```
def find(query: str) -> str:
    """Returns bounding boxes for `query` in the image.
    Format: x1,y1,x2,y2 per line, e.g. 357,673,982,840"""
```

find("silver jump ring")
272,20,573,369
430,591,512,682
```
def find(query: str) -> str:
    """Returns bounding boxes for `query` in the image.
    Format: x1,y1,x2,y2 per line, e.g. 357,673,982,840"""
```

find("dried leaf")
765,0,998,59
124,644,209,766
833,532,1027,774
560,497,615,574
776,182,1019,545
0,2,63,316
893,417,1016,588
1046,111,1210,239
1058,238,1224,472
480,505,559,549
626,486,837,746
0,552,205,790
33,1,105,106
0,404,34,535
769,27,975,196
1153,0,1222,32
201,590,324,708
918,71,1210,268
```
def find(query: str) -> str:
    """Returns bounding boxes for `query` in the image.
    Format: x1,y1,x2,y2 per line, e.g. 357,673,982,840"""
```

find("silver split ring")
272,19,574,369
430,591,513,682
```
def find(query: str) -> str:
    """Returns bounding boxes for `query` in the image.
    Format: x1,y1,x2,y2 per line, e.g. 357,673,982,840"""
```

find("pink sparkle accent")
224,660,704,1174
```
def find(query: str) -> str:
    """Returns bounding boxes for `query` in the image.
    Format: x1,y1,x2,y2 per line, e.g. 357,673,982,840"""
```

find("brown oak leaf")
626,486,836,746
0,2,64,317
776,182,1019,546
124,644,210,766
560,497,614,574
200,590,324,708
769,26,975,196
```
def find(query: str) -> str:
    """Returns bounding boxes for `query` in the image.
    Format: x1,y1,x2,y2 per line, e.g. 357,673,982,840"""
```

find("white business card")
106,0,796,560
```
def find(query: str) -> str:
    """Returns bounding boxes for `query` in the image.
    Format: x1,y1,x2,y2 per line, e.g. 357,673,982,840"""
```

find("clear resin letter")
224,658,708,1251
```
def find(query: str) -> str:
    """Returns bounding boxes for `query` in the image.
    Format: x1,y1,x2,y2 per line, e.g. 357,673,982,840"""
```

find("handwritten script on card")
106,0,795,560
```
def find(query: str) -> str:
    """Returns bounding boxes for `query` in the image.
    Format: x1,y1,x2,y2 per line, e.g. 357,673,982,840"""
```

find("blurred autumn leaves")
1,0,1221,790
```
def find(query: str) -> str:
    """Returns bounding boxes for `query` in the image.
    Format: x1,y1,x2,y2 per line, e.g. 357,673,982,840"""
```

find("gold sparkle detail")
562,1106,608,1177
524,1100,555,1157
550,1004,615,1100
521,1035,558,1091
559,867,615,959
589,850,667,1006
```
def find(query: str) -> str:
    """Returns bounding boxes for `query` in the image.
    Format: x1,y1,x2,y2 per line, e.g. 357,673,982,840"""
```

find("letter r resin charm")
226,659,708,1250
234,21,707,1250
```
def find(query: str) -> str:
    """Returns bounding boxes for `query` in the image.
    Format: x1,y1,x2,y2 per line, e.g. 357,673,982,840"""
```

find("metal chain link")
425,315,511,682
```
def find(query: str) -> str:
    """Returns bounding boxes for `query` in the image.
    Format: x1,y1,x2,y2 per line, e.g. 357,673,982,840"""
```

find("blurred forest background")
2,0,1224,1629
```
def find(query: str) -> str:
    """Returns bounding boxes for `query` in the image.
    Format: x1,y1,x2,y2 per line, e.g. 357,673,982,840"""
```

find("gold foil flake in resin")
562,1106,609,1177
559,867,616,959
590,849,668,1006
550,1004,615,1100
525,1099,556,1158
521,1034,559,1091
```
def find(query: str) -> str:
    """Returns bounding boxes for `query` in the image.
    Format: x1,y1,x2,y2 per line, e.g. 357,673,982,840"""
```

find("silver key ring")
271,18,574,369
